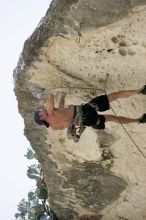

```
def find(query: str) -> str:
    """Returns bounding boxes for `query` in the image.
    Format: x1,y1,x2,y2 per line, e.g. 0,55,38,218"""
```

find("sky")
0,1,51,219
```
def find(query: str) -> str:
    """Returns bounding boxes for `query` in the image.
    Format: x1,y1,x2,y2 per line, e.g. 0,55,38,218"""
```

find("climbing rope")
109,102,146,159
103,90,146,159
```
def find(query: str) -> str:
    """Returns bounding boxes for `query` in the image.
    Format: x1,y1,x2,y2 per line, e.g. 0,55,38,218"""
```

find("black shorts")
80,95,110,129
89,94,110,112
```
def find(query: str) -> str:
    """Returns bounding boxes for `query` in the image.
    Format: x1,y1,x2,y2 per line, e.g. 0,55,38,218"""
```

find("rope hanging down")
109,102,146,159
103,90,146,159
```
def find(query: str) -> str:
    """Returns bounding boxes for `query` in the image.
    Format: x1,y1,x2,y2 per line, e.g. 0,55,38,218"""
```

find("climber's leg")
107,88,142,103
104,114,139,124
92,114,145,130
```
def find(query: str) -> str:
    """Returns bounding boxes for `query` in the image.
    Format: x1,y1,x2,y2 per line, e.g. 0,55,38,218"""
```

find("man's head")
34,109,49,128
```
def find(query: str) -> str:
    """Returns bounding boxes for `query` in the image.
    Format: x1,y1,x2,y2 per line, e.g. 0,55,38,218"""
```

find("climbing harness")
74,126,86,143
67,105,86,142
73,105,86,143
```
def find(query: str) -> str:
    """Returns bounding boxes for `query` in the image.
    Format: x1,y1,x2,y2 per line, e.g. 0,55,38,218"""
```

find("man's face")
39,110,48,121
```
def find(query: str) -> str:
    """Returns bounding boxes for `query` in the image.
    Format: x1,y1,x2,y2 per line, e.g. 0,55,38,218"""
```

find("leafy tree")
17,199,30,218
16,198,36,220
27,164,41,180
33,204,44,217
17,199,27,213
15,149,50,220
15,213,20,219
27,172,39,180
36,186,48,200
28,191,37,201
24,148,35,160
28,164,40,174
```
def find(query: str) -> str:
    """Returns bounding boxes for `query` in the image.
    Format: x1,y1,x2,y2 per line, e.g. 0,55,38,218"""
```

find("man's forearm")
58,93,66,108
58,96,65,108
37,92,55,114
46,94,55,115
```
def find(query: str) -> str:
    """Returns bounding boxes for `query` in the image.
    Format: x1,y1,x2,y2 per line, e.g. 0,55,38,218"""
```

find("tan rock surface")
14,1,146,219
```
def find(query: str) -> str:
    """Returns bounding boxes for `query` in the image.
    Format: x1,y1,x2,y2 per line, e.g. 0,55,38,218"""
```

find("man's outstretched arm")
37,92,55,115
58,92,66,108
46,93,55,115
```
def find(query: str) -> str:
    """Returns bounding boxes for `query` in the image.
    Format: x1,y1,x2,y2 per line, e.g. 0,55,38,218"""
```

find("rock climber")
34,85,146,141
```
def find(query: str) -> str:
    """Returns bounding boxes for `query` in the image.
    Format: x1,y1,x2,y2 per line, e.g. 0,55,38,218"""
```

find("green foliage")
28,164,40,174
15,213,20,219
33,204,44,216
15,196,49,220
15,149,49,220
28,191,36,201
17,199,29,213
24,148,35,160
36,186,48,200
27,164,41,180
27,172,39,180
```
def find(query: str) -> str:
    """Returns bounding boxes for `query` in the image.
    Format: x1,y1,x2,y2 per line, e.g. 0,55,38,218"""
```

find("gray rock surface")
14,0,146,219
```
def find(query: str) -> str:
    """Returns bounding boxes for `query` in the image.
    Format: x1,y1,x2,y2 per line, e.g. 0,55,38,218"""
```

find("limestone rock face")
14,1,146,220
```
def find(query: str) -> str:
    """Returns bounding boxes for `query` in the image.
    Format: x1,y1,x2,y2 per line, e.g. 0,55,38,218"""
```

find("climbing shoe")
139,85,146,95
139,114,146,123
